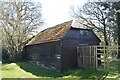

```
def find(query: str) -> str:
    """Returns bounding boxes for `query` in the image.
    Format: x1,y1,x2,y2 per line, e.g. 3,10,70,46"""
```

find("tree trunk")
117,12,120,59
103,21,108,45
104,30,108,45
117,10,120,75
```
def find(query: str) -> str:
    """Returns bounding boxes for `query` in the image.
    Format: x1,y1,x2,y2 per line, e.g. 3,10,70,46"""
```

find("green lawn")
1,60,120,79
2,63,37,78
106,60,120,79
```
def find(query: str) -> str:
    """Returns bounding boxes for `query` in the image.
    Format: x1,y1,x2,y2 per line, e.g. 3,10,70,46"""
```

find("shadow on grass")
99,60,120,80
16,62,104,79
16,62,61,77
107,60,120,79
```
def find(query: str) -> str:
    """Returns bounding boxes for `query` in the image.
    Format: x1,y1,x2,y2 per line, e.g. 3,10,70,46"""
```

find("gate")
77,46,97,69
77,45,119,72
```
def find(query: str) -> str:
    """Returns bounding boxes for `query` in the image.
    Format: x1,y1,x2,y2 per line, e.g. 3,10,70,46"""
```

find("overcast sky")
33,0,87,31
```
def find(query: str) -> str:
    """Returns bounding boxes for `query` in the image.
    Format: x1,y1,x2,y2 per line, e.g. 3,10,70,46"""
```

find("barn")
23,20,101,72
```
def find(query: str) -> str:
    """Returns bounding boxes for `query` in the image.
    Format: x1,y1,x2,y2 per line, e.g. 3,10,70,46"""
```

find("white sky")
33,0,87,31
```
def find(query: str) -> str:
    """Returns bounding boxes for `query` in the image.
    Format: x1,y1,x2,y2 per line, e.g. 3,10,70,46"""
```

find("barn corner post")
59,42,62,72
77,46,80,68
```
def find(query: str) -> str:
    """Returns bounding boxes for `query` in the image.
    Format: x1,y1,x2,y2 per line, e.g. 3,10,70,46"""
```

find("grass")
97,59,120,79
16,62,61,77
1,60,120,79
106,60,120,79
2,63,37,78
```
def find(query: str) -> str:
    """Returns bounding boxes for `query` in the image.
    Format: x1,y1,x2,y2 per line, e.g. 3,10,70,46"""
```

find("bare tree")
71,2,117,45
0,1,43,62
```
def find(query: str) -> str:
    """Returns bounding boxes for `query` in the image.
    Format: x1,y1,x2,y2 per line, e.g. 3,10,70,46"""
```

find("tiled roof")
27,20,72,45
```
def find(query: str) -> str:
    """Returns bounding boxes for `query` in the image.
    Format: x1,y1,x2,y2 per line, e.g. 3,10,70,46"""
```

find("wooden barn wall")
23,28,100,71
24,41,61,71
64,29,100,45
60,29,100,71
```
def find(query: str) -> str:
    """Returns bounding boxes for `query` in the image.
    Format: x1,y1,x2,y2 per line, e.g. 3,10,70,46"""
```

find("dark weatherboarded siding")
24,41,61,71
60,28,100,71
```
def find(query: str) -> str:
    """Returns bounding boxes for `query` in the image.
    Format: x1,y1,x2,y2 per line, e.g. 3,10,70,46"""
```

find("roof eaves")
26,38,61,46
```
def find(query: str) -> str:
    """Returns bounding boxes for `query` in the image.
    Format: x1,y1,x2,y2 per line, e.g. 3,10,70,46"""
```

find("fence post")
95,46,98,70
104,45,106,71
106,45,109,72
90,46,91,68
77,46,80,68
104,45,109,73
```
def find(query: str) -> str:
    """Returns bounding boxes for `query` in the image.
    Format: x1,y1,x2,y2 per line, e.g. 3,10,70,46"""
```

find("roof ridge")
42,20,73,32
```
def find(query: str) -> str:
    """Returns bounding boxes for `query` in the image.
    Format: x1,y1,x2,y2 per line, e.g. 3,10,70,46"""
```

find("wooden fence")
77,45,120,72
